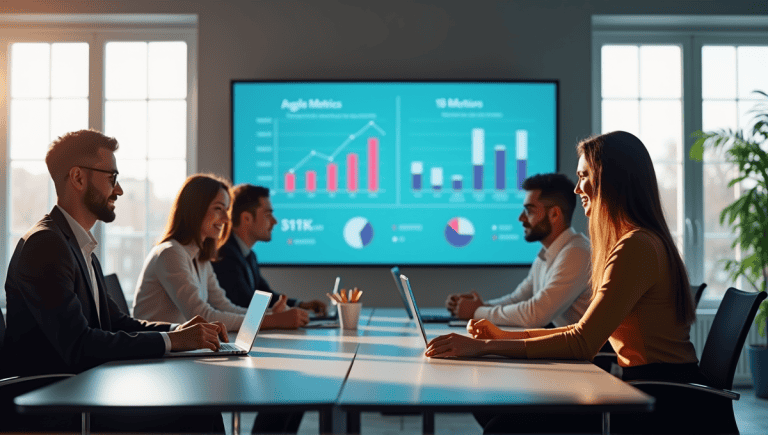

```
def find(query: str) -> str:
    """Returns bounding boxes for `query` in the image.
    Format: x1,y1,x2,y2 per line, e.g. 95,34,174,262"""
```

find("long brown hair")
577,131,695,325
161,174,232,262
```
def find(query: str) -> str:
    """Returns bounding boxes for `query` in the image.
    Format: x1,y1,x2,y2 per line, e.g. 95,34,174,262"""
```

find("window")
0,16,197,309
593,16,768,307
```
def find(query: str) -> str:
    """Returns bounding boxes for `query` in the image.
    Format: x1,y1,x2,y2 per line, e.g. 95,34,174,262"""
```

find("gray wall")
4,0,765,307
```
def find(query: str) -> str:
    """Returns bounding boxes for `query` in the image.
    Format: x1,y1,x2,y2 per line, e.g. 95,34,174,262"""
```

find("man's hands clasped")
445,290,486,319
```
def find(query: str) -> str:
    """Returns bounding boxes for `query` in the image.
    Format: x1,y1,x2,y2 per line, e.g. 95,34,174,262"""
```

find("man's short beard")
524,216,552,242
85,182,116,223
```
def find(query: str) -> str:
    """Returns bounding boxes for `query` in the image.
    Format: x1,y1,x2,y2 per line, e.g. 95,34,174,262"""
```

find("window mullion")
90,32,106,258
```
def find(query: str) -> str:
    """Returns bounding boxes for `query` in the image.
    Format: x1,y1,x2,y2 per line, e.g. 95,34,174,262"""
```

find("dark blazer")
1,207,169,378
212,236,297,309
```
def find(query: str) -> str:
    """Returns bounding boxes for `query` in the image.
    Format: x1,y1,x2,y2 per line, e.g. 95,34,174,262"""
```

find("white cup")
338,302,362,330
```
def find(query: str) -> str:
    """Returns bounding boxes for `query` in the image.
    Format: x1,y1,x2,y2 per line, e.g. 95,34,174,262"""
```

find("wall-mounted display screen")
232,81,558,265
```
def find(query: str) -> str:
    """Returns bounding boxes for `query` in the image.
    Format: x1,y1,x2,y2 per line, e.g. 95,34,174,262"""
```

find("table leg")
81,412,90,435
602,411,610,435
422,411,435,434
232,412,241,435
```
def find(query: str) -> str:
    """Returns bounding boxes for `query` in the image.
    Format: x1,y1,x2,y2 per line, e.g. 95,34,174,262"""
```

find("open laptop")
390,267,459,324
167,290,272,357
303,276,341,328
398,274,433,348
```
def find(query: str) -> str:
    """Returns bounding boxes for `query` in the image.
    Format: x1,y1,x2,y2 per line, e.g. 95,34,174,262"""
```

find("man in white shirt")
446,173,591,327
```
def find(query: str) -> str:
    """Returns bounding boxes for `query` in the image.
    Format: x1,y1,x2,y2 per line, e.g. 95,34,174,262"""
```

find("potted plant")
691,90,768,398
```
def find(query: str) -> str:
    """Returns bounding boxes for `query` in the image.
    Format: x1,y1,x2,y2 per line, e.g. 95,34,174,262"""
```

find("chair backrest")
692,283,707,307
699,287,766,390
0,307,5,352
104,273,130,316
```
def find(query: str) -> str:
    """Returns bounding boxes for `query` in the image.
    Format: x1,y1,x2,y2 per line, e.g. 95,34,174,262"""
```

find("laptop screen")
390,267,414,319
234,290,273,350
399,274,429,347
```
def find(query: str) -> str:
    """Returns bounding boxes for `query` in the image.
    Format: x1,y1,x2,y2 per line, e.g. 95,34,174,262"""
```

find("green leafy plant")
691,90,768,343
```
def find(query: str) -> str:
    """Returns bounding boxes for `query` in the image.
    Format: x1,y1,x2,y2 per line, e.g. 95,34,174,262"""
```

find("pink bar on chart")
368,137,379,192
285,172,296,192
306,170,317,192
327,163,338,192
347,153,358,192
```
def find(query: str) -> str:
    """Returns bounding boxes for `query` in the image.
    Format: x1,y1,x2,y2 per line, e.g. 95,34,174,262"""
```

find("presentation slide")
232,81,557,265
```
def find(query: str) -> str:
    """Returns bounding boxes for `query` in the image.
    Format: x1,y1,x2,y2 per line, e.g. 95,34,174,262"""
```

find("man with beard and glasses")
1,129,226,432
445,173,591,328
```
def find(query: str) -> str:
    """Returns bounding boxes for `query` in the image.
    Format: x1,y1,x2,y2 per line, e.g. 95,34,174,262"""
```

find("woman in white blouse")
133,174,287,331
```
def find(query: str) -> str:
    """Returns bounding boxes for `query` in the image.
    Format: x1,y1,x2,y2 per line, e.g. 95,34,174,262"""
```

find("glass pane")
702,46,736,99
601,99,639,136
601,45,639,98
105,42,147,100
640,45,681,99
148,41,187,99
738,99,762,132
703,236,737,301
148,160,186,234
105,101,148,159
702,100,737,133
103,234,146,308
703,163,739,234
640,100,682,162
10,99,50,160
50,99,88,142
11,161,52,233
148,101,187,159
10,43,50,98
109,159,147,233
652,162,679,235
737,46,768,99
51,43,89,98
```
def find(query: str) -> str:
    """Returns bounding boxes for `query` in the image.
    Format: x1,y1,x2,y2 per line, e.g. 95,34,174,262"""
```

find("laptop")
390,267,459,323
166,289,272,357
303,276,341,328
398,274,432,348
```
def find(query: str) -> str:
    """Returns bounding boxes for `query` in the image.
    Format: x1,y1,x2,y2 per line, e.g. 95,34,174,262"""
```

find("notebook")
303,276,341,328
166,289,272,357
390,266,458,323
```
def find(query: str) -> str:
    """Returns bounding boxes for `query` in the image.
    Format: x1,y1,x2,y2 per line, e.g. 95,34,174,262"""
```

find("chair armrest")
628,380,740,401
0,374,74,388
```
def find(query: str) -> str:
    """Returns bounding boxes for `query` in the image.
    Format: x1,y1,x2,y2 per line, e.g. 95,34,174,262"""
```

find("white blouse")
133,239,248,331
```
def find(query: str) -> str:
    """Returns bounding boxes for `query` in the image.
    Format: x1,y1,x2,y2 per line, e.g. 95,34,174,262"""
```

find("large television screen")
232,80,558,265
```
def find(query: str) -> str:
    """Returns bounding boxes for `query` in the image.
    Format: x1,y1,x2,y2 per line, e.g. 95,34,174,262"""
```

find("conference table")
15,308,654,435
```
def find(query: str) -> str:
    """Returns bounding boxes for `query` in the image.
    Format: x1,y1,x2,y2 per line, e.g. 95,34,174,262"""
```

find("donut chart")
344,217,374,249
444,217,475,248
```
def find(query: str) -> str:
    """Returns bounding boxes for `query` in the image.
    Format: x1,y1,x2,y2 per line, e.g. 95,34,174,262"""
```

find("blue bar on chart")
431,167,443,191
495,145,506,190
472,128,484,190
411,161,423,190
516,130,528,190
452,175,463,191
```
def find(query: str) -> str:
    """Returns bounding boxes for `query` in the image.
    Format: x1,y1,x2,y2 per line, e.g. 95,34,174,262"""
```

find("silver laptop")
399,274,432,348
167,289,272,357
390,267,458,323
304,276,341,328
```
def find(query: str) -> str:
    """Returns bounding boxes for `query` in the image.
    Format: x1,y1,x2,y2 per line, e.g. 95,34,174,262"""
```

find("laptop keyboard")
218,342,243,353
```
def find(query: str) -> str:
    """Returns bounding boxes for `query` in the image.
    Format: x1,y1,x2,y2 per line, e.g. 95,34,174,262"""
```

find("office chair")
617,287,766,434
693,282,708,307
104,273,131,316
0,308,75,431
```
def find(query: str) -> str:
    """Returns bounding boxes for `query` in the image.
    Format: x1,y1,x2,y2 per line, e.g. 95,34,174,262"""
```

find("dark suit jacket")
212,236,297,309
1,207,170,378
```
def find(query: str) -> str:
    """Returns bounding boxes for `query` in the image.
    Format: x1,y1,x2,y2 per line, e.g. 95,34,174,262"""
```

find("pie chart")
343,217,374,249
445,217,475,248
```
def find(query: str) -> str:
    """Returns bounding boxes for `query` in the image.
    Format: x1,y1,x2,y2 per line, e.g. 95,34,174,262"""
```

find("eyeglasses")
79,166,119,187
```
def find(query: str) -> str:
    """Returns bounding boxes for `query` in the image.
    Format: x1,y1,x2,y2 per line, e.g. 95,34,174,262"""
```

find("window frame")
0,17,198,307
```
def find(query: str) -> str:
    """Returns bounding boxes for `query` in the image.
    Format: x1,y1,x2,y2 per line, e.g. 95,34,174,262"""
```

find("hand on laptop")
179,315,229,343
425,333,485,358
168,320,225,352
454,291,485,319
299,299,328,316
264,307,310,329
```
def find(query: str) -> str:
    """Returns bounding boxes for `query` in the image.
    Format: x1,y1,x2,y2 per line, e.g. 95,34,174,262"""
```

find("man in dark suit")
213,184,326,328
1,129,226,431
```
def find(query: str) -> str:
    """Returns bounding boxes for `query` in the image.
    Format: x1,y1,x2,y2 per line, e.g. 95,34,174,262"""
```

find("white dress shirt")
132,239,248,331
474,227,592,327
56,205,173,351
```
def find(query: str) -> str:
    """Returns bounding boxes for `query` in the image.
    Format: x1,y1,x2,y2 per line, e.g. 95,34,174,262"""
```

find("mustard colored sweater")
522,229,698,367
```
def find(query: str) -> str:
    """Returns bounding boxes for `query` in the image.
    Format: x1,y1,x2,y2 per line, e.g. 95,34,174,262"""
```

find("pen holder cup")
338,302,362,330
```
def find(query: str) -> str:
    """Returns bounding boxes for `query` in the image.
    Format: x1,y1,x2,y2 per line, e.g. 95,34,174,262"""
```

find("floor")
224,388,768,434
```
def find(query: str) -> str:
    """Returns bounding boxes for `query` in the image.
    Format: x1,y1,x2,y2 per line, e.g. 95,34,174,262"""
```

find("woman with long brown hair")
425,131,705,432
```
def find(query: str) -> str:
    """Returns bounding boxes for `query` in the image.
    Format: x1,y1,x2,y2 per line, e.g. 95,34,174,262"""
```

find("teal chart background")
232,81,557,265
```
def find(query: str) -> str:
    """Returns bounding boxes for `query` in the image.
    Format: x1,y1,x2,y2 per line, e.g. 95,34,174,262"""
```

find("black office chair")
693,282,708,307
0,308,75,431
104,273,131,316
616,287,766,434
